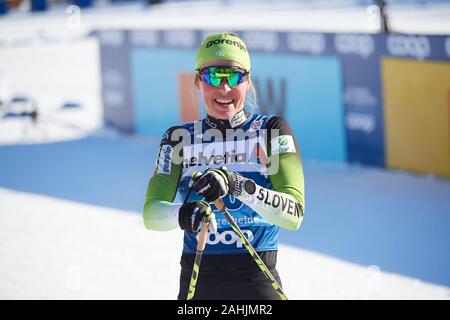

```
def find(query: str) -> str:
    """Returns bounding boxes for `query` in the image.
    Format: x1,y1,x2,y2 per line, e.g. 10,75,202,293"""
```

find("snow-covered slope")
1,187,448,300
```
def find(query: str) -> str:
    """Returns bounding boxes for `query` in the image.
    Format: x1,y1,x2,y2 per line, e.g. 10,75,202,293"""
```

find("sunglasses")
197,66,249,87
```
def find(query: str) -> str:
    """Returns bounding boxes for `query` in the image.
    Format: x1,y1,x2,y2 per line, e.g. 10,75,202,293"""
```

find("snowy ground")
1,187,449,300
0,130,449,300
1,0,450,300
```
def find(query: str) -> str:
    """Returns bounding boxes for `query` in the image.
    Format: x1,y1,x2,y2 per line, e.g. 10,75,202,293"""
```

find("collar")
204,109,248,130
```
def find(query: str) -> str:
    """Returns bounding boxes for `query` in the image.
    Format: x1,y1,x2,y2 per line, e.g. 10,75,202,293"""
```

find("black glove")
191,167,237,203
178,200,217,235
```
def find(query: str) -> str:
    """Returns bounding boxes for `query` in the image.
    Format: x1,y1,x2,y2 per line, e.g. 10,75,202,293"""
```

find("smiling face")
196,60,250,120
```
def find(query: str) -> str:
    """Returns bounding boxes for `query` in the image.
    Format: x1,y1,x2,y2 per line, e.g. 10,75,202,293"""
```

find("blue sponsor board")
95,30,133,132
333,33,386,166
96,29,450,166
131,48,195,136
251,53,346,162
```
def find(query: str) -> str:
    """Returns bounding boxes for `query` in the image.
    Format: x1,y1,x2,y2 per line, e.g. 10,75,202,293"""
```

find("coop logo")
346,112,376,134
156,145,173,175
242,31,279,52
164,30,196,48
445,37,450,58
98,30,124,47
387,35,430,60
205,229,254,248
104,69,123,87
334,34,374,58
345,86,377,108
104,90,124,109
129,30,159,47
287,33,326,55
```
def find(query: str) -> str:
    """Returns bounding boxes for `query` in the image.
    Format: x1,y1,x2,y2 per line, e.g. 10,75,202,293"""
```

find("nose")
219,78,232,92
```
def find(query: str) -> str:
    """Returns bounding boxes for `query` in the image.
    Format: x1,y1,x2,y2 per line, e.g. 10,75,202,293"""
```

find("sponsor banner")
131,48,197,136
381,34,450,61
339,34,386,166
382,58,450,178
96,29,450,170
95,30,134,132
250,53,346,162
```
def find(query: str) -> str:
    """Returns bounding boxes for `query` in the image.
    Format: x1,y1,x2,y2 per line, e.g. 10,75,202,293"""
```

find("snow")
1,187,448,300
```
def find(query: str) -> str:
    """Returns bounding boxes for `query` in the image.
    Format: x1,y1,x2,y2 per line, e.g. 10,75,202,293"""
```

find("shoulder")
160,123,195,146
266,116,291,131
264,116,296,139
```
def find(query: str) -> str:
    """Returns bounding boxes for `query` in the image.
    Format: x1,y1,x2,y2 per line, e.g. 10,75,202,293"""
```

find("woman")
143,32,305,300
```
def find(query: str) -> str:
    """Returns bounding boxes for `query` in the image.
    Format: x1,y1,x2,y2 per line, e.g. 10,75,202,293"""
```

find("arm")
143,127,183,231
236,116,305,230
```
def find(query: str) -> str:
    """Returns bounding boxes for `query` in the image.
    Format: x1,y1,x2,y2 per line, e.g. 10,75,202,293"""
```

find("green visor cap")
195,33,251,72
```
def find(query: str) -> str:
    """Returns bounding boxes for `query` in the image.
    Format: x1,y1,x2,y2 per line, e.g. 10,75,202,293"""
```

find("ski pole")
186,218,209,300
213,198,288,300
185,173,210,300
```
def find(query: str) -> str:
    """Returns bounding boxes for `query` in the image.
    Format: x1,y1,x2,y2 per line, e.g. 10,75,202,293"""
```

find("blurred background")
0,0,450,299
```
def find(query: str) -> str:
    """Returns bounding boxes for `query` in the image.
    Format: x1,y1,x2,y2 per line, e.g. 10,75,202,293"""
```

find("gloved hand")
191,167,236,203
178,200,217,235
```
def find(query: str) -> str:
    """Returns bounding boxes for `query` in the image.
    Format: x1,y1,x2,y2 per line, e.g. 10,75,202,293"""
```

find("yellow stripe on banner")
382,58,450,178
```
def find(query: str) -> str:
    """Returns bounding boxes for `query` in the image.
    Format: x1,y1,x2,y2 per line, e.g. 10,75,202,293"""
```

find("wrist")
231,173,256,197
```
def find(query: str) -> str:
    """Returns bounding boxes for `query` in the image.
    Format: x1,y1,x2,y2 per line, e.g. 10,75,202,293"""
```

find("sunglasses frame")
196,66,250,87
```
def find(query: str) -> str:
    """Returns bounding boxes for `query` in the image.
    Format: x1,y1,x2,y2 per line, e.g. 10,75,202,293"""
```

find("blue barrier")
96,29,450,167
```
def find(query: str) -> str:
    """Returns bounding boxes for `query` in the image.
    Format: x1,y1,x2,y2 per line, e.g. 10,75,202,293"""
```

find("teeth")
215,99,233,104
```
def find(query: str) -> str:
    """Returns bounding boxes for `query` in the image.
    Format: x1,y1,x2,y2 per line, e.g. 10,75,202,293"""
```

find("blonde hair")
192,73,259,116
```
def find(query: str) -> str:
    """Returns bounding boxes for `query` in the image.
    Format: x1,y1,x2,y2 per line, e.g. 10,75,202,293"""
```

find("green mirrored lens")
202,67,246,87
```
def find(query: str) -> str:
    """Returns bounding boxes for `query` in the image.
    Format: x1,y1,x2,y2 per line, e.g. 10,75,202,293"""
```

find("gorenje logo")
157,145,173,174
206,38,247,52
206,229,254,248
183,150,246,167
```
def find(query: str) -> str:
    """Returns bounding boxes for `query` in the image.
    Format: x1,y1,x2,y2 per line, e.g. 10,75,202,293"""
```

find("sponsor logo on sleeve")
271,135,296,155
156,145,173,175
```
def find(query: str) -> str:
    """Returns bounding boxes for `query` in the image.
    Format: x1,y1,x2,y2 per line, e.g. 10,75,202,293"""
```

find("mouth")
214,98,235,108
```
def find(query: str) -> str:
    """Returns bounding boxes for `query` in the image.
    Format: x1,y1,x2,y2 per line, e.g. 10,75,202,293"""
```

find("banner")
96,30,450,175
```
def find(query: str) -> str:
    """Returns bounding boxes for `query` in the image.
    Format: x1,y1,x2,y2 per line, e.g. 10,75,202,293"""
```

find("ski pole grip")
196,220,209,252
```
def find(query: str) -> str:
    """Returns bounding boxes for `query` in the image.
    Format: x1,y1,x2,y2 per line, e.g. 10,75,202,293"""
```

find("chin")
210,108,235,120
